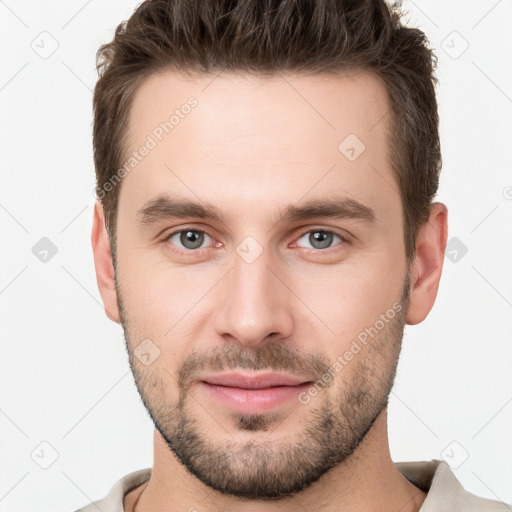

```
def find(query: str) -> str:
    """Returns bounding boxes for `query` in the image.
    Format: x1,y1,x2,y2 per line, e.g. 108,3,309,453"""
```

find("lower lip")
199,381,312,415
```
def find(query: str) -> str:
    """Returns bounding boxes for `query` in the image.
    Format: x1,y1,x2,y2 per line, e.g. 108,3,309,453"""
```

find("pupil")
310,231,332,249
181,230,203,249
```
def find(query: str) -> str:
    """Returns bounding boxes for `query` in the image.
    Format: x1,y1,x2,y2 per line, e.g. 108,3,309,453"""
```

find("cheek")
117,248,192,316
132,356,182,409
116,252,221,360
290,255,405,348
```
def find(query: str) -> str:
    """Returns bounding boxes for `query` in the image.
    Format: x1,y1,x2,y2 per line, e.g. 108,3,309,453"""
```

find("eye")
295,230,345,250
165,229,214,251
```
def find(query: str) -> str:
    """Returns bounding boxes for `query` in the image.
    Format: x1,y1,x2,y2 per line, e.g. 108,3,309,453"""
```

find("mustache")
177,342,333,391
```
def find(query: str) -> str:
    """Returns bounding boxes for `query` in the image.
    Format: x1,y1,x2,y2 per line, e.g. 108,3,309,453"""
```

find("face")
111,70,412,498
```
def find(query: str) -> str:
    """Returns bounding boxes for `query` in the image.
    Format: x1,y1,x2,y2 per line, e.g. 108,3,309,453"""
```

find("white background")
1,1,511,510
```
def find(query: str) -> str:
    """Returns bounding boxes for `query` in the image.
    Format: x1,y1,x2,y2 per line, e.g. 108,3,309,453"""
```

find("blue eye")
166,229,213,250
296,230,344,250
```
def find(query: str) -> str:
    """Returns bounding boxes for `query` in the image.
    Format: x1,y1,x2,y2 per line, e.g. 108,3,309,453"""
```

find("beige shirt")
74,459,510,511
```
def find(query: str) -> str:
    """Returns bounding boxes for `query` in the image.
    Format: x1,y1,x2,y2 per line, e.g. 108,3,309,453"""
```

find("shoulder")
73,468,152,512
396,459,511,511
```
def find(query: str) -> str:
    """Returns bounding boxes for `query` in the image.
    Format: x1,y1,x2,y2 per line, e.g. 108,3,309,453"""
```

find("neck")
127,410,427,512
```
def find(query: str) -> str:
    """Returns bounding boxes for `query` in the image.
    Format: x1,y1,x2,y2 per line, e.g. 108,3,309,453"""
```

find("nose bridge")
214,243,293,346
232,249,273,305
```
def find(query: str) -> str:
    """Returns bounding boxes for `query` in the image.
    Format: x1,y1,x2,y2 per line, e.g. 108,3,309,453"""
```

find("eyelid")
292,227,350,250
162,226,218,253
296,226,350,240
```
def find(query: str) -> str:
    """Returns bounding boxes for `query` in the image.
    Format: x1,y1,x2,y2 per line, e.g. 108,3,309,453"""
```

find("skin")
92,69,448,511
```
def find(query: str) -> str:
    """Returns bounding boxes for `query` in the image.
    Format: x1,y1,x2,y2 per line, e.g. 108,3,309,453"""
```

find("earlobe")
91,200,121,323
405,202,448,325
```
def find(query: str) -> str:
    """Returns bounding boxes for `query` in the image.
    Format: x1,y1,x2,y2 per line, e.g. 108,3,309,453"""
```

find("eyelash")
161,226,349,255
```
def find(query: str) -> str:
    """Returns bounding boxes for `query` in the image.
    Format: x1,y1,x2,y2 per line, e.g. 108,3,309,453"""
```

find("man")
77,0,508,510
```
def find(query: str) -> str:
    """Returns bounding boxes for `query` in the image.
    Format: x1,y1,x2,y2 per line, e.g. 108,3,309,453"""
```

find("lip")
201,371,309,389
198,372,312,415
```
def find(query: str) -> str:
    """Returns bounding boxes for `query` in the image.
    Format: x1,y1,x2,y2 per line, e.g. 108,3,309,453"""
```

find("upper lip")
200,372,311,389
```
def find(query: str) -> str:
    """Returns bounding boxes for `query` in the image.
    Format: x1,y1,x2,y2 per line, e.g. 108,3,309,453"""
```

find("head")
91,0,447,501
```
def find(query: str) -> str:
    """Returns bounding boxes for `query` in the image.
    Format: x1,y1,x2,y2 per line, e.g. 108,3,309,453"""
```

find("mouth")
198,372,313,415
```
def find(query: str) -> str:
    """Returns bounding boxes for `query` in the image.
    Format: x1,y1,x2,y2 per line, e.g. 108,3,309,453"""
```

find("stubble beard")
117,270,410,500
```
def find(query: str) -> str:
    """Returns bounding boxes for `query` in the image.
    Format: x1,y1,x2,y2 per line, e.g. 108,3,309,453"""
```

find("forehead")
120,69,398,224
128,69,391,150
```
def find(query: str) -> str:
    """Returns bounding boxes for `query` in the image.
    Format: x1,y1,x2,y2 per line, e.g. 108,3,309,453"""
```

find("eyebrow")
136,194,376,227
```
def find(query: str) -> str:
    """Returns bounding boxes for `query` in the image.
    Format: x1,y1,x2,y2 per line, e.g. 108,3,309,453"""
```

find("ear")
91,200,121,323
405,202,448,325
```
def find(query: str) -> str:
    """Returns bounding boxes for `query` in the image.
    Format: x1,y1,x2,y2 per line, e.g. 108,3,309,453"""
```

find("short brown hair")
93,0,441,262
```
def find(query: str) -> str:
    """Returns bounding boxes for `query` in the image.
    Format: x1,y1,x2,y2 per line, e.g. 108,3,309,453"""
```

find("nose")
213,247,294,348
